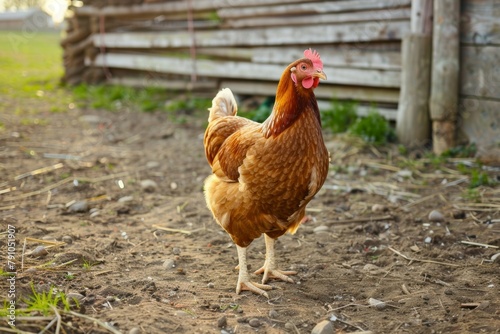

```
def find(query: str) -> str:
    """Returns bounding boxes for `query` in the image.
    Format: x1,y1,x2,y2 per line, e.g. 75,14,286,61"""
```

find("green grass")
0,31,72,113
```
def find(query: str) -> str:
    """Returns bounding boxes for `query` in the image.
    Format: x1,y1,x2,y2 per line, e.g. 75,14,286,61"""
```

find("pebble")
170,182,178,190
90,211,100,218
217,316,227,328
129,328,141,334
362,263,380,272
368,298,387,310
146,161,160,168
397,169,413,178
207,282,215,289
140,179,158,193
174,310,190,317
68,200,89,213
118,196,134,203
311,320,334,334
62,236,73,244
371,204,388,213
491,253,500,262
424,236,432,243
30,245,48,257
172,247,181,255
248,318,261,328
428,210,445,222
284,323,295,331
313,225,329,233
163,259,176,270
268,309,279,319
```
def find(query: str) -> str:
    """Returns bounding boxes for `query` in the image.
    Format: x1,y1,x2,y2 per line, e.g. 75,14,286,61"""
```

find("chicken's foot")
254,234,297,284
236,245,272,298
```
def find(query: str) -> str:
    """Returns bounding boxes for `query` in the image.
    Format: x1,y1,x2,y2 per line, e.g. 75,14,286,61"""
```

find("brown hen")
204,49,329,297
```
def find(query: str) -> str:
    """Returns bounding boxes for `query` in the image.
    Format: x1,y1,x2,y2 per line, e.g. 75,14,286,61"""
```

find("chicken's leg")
236,245,272,298
254,234,297,284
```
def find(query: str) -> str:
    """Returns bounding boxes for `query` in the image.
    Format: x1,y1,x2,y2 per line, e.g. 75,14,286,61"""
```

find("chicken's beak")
313,69,327,80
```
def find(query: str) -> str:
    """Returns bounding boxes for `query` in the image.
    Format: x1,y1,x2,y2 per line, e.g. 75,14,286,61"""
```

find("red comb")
304,49,323,69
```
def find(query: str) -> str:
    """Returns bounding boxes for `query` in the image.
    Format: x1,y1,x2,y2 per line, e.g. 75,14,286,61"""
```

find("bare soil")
1,107,499,334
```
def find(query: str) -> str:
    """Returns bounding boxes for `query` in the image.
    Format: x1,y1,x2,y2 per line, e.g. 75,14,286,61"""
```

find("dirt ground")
1,105,499,334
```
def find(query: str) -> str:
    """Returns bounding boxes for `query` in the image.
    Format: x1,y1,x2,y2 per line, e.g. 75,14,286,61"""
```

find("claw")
255,235,297,284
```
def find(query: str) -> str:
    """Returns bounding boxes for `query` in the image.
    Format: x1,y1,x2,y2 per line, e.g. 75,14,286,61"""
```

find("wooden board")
217,0,411,19
224,8,411,28
87,53,401,87
460,46,500,99
75,0,317,16
461,0,500,45
221,80,400,103
92,20,410,48
459,97,500,146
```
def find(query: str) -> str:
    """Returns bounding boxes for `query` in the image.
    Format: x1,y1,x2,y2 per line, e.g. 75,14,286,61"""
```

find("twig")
326,215,393,225
0,205,16,211
65,311,122,334
403,193,439,208
39,316,57,334
0,327,37,334
52,305,62,334
14,163,64,181
388,247,459,267
461,303,480,309
152,224,192,235
460,241,499,249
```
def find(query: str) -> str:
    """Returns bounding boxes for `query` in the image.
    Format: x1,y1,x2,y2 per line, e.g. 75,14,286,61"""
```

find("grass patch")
321,100,358,133
0,31,73,114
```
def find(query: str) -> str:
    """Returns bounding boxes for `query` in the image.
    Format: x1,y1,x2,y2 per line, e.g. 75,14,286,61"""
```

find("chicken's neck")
262,77,321,138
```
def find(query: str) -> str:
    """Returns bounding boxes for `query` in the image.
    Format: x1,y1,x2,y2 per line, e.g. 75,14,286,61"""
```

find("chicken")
203,49,329,298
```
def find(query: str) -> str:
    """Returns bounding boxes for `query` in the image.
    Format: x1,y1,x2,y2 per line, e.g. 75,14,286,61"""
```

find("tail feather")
208,88,238,122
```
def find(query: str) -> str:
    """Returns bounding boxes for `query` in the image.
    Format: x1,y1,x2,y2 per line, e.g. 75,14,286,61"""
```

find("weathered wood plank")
430,0,460,154
251,46,401,70
220,80,400,103
459,97,500,148
87,53,401,88
460,46,500,99
92,21,410,48
218,0,411,19
224,8,410,28
75,0,317,16
461,0,500,45
107,76,217,90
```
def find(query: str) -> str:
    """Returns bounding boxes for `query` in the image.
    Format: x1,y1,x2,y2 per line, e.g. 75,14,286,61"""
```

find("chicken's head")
290,49,327,89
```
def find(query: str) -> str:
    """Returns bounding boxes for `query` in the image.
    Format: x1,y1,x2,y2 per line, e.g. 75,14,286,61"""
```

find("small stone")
163,259,176,270
410,245,420,252
207,282,215,289
118,196,134,203
170,182,178,190
371,204,388,213
248,318,261,328
313,225,329,233
362,264,381,272
129,328,141,334
369,298,387,310
172,247,181,255
62,236,73,244
90,211,100,218
491,253,500,262
284,323,295,330
311,320,334,334
428,210,445,222
174,310,190,317
424,236,432,244
217,316,227,328
140,179,158,193
397,169,413,178
30,245,48,258
68,200,89,213
146,161,160,168
268,309,278,319
452,210,465,219
444,289,453,295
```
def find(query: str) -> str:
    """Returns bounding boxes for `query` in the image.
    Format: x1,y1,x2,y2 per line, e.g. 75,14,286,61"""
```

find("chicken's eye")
300,64,307,71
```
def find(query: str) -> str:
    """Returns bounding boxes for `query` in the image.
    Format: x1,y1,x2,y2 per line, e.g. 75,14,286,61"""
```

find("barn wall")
459,0,499,155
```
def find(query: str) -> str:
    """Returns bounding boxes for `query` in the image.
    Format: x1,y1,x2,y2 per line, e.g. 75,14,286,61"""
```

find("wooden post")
396,0,433,147
429,0,460,154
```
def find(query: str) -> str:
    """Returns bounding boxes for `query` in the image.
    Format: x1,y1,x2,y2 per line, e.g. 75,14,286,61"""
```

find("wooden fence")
61,0,499,156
